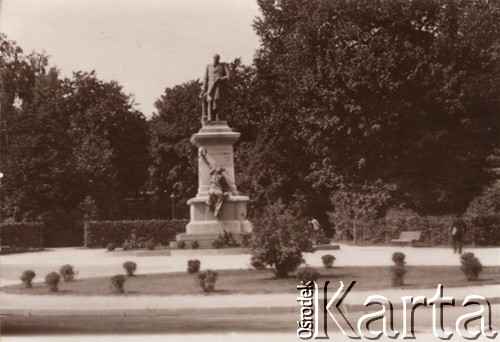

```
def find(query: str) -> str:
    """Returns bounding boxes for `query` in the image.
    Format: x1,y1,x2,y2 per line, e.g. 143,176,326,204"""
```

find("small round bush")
391,264,407,286
460,252,482,281
122,242,131,251
110,274,126,294
145,240,155,250
273,249,304,278
250,254,266,270
197,270,218,292
391,252,407,286
59,264,75,282
106,242,117,251
392,252,406,265
123,261,137,276
241,233,252,247
212,239,223,249
321,254,336,269
45,272,61,292
187,259,201,274
21,270,36,288
177,240,186,249
297,267,320,282
191,240,199,249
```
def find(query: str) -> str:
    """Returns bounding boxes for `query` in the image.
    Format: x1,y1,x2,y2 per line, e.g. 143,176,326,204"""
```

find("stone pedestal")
172,121,252,248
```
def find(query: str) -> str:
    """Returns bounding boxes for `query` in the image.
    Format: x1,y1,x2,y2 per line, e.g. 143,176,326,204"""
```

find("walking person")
451,218,466,254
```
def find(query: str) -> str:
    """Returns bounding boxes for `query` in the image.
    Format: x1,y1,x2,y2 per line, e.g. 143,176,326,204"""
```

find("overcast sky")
0,0,261,116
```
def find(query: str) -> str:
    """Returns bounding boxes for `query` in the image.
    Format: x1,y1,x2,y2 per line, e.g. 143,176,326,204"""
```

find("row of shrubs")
111,260,218,294
286,251,482,286
175,231,252,250
185,260,218,292
176,240,198,249
390,251,484,286
22,261,138,293
294,252,483,286
21,262,134,293
21,264,76,291
108,249,483,292
107,240,157,251
341,208,499,245
105,231,253,251
84,219,188,248
0,222,44,250
110,261,138,293
20,251,483,294
21,253,328,294
20,259,219,294
24,253,328,294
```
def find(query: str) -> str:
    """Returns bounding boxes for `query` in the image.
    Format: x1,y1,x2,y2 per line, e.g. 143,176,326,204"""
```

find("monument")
172,54,252,248
200,54,230,123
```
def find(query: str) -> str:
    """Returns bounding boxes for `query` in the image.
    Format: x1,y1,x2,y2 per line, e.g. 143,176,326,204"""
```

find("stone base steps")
170,247,251,256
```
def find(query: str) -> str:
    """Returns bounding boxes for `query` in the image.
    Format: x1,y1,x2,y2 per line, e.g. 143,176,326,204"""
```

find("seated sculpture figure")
207,166,232,218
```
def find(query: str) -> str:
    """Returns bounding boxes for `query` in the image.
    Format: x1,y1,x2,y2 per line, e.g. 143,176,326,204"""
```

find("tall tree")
1,35,150,244
149,80,200,218
68,71,149,216
254,0,499,214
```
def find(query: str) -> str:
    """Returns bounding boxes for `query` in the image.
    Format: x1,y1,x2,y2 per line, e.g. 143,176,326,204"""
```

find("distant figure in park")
310,218,320,243
451,218,466,254
310,219,320,232
207,166,232,218
200,54,230,123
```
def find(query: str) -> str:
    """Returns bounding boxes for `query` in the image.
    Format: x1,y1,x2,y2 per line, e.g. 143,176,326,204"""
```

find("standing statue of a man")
200,54,230,123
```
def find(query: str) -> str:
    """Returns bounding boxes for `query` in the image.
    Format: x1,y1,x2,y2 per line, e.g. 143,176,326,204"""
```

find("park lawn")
3,266,500,296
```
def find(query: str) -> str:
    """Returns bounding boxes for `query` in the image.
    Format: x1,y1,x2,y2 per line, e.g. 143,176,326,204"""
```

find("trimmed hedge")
386,210,455,246
0,222,44,249
465,215,499,246
84,219,188,248
346,208,456,245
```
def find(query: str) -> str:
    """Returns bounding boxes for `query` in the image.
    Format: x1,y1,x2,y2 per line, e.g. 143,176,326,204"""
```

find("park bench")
391,231,422,246
0,245,13,254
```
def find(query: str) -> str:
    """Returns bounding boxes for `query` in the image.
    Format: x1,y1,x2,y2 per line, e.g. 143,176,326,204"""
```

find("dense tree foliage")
328,180,395,242
464,148,500,245
254,0,499,215
148,81,200,218
1,0,498,245
0,34,149,245
147,0,499,241
251,200,313,277
67,71,149,215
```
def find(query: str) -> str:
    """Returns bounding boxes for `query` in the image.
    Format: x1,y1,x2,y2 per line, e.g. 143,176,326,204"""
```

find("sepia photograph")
0,0,499,341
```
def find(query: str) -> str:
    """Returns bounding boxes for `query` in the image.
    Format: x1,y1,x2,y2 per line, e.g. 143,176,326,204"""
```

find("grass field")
3,265,500,296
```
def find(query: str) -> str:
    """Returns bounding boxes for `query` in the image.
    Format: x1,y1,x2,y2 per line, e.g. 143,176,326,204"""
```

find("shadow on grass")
202,289,231,294
123,290,140,295
318,273,351,279
260,276,288,281
50,289,71,294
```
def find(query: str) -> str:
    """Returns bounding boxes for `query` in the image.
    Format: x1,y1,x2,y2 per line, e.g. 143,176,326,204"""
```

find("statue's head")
213,54,220,65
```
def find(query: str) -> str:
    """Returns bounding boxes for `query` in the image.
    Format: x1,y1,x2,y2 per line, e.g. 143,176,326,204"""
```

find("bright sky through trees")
0,0,261,116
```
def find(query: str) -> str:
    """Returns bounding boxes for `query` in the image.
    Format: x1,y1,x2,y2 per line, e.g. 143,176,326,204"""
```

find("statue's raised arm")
200,54,230,124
